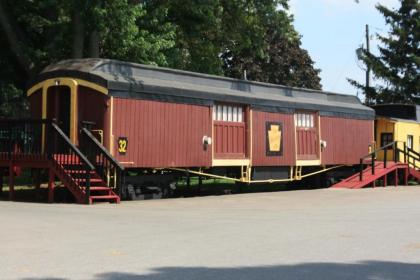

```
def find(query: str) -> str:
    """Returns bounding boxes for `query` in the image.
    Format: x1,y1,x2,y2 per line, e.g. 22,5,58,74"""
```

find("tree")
349,0,420,104
0,0,176,117
220,0,321,89
0,0,323,118
162,0,224,74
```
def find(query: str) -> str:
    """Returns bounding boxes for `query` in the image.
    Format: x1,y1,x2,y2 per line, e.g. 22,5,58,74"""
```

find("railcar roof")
372,104,420,122
31,58,375,119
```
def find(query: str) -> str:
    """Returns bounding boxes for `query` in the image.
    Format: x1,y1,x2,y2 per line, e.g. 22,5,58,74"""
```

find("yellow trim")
110,97,114,156
293,113,298,165
318,114,322,162
212,159,250,167
211,106,214,160
27,78,108,97
249,109,253,164
41,87,48,153
296,159,321,166
27,77,108,147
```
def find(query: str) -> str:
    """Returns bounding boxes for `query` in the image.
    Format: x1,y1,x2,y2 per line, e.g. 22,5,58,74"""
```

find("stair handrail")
406,146,420,169
359,141,398,181
358,141,420,182
50,123,95,169
49,122,95,203
80,127,125,195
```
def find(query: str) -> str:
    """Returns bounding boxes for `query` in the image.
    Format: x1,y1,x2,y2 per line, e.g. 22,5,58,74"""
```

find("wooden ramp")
331,141,420,189
332,162,408,189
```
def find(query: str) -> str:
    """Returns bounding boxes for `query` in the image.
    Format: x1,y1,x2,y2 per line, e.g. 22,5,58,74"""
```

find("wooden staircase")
51,154,120,204
0,119,124,204
332,141,420,189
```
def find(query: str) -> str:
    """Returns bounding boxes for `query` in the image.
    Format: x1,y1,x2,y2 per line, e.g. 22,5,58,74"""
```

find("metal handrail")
80,127,125,195
359,141,398,181
81,128,124,171
50,123,95,170
50,123,95,203
359,141,420,181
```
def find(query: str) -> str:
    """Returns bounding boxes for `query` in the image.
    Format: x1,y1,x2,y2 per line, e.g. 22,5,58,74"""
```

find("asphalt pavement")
1,186,420,279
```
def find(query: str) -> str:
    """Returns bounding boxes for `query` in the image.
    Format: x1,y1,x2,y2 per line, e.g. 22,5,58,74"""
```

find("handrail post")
384,147,387,168
371,153,375,175
404,142,407,163
393,142,399,162
85,168,91,204
7,123,12,160
359,158,363,181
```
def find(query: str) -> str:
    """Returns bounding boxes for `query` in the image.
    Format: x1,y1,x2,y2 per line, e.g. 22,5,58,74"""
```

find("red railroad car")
27,59,374,198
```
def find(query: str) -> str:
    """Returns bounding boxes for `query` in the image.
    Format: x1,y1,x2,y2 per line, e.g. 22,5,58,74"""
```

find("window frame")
407,134,413,149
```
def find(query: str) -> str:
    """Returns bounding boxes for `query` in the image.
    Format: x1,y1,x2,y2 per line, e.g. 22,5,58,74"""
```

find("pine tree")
349,0,420,104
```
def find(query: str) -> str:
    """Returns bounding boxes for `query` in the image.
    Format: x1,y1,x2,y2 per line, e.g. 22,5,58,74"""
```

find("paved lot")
1,186,420,280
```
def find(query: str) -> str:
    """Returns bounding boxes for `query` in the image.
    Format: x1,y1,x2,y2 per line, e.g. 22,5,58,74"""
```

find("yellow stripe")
212,159,250,167
296,159,321,166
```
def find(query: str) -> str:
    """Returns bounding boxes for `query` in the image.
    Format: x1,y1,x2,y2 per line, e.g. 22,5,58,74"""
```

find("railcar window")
213,105,244,122
295,113,315,128
407,135,413,149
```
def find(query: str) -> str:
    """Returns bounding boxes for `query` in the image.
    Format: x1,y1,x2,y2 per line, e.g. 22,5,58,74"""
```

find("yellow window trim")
296,159,321,166
212,159,250,167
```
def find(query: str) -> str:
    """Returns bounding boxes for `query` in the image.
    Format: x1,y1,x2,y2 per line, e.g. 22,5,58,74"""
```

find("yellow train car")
373,104,420,161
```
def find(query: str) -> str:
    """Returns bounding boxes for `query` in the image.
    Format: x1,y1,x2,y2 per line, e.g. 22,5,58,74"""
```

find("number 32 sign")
118,137,128,155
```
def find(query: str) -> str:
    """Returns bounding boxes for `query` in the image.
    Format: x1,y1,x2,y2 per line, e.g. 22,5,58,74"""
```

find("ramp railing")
359,141,420,181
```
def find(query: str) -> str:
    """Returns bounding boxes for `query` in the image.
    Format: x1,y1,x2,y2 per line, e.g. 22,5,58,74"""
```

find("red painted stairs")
332,161,420,189
51,154,120,204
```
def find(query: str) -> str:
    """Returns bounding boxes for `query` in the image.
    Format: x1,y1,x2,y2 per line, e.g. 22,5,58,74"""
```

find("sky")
288,0,400,97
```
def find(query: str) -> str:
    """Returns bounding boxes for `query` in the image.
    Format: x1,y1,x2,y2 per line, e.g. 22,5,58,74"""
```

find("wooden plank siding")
251,111,296,166
320,116,374,165
77,86,110,146
112,98,212,168
213,121,246,159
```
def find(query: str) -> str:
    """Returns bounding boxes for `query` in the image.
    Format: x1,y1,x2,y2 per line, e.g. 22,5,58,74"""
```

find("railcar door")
47,86,71,136
47,86,71,152
295,112,319,161
213,104,246,159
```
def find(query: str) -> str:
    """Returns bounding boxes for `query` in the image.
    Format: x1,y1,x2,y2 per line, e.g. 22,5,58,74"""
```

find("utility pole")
365,24,371,104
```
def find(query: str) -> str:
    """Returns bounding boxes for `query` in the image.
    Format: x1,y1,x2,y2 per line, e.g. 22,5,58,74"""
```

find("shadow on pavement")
91,261,420,280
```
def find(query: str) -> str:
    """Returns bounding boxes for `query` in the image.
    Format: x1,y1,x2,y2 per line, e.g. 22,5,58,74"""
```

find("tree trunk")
0,2,34,78
88,30,100,58
72,9,85,58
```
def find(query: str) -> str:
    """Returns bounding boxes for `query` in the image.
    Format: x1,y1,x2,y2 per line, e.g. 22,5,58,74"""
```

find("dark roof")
372,104,420,122
30,58,375,119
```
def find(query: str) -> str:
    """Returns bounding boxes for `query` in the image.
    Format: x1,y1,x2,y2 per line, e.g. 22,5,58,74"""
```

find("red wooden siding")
252,111,296,166
214,121,246,159
320,116,374,165
77,86,110,146
296,129,318,159
112,98,212,168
